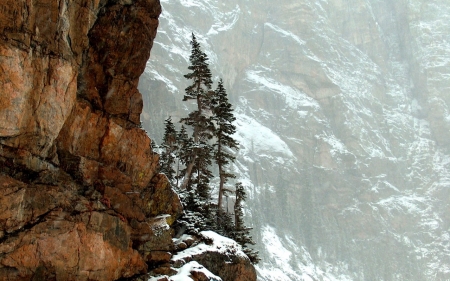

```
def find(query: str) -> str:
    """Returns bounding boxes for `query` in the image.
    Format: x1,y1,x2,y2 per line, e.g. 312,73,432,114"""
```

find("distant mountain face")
139,0,450,280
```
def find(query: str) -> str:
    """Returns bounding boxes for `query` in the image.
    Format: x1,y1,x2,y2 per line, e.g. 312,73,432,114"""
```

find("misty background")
138,0,450,280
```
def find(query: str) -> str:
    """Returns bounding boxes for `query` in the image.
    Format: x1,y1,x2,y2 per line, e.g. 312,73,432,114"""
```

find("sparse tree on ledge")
180,33,215,191
175,33,216,234
160,116,177,183
233,182,260,264
172,34,259,263
176,125,192,188
212,79,239,212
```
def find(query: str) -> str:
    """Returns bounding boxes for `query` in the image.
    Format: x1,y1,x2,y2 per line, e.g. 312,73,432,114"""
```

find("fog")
139,0,450,279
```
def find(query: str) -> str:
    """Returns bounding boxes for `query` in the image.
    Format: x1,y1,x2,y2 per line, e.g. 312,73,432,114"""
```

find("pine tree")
172,184,210,236
173,36,260,261
233,182,260,264
213,205,235,238
160,117,177,183
174,34,217,234
183,33,213,108
175,125,192,188
212,79,239,212
151,139,159,155
180,33,215,191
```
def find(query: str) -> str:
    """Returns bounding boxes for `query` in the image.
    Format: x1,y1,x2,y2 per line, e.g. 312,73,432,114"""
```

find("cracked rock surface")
0,1,183,280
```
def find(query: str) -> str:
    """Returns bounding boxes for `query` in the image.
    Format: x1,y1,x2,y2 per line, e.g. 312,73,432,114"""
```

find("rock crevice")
0,0,183,280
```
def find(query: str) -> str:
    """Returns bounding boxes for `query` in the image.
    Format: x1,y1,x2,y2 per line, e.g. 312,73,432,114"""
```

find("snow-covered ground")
149,231,250,281
172,231,248,263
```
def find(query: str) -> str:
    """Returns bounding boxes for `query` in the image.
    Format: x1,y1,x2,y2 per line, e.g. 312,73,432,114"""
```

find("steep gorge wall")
0,0,183,280
140,0,450,280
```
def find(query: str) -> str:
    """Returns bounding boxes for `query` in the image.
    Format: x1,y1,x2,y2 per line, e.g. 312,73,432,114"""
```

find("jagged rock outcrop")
173,232,256,281
166,232,256,281
0,0,185,280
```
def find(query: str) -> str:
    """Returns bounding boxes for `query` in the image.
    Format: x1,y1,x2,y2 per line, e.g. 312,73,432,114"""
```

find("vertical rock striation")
140,0,450,280
0,0,184,280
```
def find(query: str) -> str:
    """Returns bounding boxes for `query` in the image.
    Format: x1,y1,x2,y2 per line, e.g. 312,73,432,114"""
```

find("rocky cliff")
0,0,181,279
0,1,255,280
140,0,450,280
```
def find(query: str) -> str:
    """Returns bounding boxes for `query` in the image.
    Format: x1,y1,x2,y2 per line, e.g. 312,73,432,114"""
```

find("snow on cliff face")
139,0,450,280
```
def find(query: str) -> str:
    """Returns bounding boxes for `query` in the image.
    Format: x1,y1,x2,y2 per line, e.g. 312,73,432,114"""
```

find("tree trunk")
217,135,224,210
176,158,180,187
181,154,196,190
181,84,203,189
218,165,224,210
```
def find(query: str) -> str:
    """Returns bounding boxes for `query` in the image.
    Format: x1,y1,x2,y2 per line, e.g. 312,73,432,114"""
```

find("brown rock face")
0,0,183,280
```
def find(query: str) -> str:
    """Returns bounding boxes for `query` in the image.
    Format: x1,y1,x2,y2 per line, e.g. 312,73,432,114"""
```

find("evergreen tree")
160,117,177,183
175,125,192,188
212,79,239,212
178,189,208,234
172,35,259,260
180,33,215,191
175,34,216,234
151,139,159,156
182,33,213,109
213,205,235,238
233,182,260,264
194,141,213,199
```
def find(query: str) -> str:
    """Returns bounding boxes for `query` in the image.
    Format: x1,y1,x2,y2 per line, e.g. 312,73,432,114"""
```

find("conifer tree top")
213,79,239,168
163,116,177,146
214,79,237,135
184,33,213,101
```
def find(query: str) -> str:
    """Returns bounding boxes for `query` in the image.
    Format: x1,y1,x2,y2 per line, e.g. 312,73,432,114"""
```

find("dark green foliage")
180,33,215,192
168,33,258,263
212,79,239,159
234,183,247,230
181,33,214,143
176,125,194,187
213,208,235,238
212,79,239,212
160,117,177,183
233,182,260,264
193,141,213,199
163,116,177,146
176,33,215,233
180,33,215,205
183,33,213,103
175,189,209,235
151,139,159,157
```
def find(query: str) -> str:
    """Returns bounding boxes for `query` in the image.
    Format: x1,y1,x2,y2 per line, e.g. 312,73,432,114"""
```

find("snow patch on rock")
234,113,295,163
172,231,248,262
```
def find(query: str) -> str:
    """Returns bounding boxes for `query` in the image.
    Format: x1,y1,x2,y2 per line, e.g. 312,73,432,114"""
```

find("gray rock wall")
140,0,450,279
